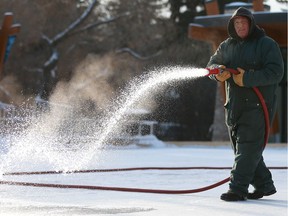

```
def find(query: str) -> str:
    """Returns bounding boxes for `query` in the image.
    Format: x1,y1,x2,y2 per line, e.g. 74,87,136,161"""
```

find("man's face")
233,16,250,39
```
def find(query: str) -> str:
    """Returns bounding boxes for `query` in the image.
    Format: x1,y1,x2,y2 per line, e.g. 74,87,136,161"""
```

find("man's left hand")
233,67,245,87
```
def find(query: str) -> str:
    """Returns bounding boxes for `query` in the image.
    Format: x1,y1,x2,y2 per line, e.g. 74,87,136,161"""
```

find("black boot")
247,189,276,199
220,191,247,201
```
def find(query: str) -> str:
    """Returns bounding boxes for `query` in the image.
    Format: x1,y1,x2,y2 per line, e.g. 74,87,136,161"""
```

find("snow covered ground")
0,142,287,216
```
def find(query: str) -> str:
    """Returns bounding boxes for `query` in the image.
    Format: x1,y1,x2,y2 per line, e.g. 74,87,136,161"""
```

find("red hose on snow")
0,177,230,194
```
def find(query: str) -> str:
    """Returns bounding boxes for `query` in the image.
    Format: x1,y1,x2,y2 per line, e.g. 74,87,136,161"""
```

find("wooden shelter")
0,12,21,79
188,0,287,142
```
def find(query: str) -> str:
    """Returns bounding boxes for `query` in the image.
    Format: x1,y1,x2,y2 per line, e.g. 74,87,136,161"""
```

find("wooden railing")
0,12,21,78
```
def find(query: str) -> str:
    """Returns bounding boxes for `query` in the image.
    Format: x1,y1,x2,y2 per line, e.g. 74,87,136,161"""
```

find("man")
207,7,284,201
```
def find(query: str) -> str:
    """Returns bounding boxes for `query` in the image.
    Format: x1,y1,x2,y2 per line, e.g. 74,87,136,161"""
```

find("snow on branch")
68,12,130,37
50,0,98,46
0,85,12,102
115,48,162,60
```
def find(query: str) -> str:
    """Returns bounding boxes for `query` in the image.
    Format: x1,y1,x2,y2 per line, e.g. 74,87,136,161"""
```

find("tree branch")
115,48,162,60
51,0,98,46
67,12,129,37
0,85,12,102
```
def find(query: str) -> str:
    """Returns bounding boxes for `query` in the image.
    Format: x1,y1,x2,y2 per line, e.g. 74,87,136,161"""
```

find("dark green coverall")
207,7,284,196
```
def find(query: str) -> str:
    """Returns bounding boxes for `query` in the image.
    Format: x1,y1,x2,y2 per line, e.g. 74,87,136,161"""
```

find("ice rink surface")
0,144,287,216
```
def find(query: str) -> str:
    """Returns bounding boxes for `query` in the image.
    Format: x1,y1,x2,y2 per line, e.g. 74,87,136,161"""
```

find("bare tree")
0,0,128,100
0,0,215,141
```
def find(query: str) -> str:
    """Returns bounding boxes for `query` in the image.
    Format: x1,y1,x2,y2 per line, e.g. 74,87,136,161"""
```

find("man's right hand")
215,65,231,82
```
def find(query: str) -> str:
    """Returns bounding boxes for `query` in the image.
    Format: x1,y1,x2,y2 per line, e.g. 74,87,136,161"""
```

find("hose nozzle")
205,68,223,76
205,68,239,76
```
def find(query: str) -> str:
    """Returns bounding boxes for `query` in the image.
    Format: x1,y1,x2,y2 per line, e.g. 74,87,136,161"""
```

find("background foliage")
0,0,217,140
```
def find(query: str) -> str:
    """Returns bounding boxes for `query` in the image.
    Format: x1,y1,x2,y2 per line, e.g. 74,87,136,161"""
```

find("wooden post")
0,12,21,79
253,0,264,12
204,0,220,15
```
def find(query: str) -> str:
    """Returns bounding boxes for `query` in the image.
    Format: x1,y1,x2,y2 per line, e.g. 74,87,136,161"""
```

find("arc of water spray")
86,67,208,159
0,66,208,173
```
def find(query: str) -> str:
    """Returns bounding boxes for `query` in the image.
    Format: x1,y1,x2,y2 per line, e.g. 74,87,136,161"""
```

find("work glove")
233,67,245,87
215,65,231,82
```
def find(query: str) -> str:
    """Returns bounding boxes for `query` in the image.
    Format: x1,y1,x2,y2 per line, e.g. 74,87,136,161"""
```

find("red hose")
252,87,270,148
4,166,286,176
0,177,231,194
1,166,287,194
3,166,233,176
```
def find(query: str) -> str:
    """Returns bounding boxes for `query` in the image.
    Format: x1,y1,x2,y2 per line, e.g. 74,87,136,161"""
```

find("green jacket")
207,7,284,125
